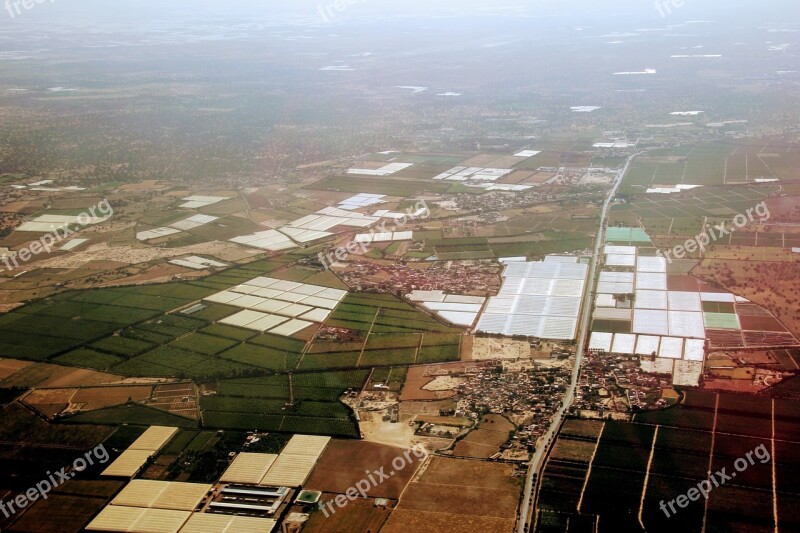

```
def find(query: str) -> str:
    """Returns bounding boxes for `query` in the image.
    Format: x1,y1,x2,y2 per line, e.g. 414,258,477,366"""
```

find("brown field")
305,440,424,499
486,156,529,168
560,419,605,439
459,154,505,167
6,493,108,533
693,253,800,338
702,379,766,393
398,400,457,416
73,385,153,409
400,362,471,401
550,438,597,462
454,414,514,458
303,498,391,533
416,415,472,427
25,385,154,417
381,456,520,533
0,358,33,380
0,362,121,389
53,479,125,497
382,509,515,533
0,402,112,449
150,382,198,419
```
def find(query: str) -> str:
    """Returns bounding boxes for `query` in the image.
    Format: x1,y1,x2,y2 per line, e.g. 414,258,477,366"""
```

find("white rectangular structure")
204,278,346,336
338,193,386,210
179,195,228,208
477,259,587,340
659,337,684,359
668,311,706,338
637,256,668,273
596,294,617,307
635,335,661,355
668,291,703,312
220,453,278,485
347,163,412,176
221,310,267,328
604,245,637,255
230,230,297,252
60,238,89,251
170,214,218,231
635,290,669,310
684,339,706,361
137,227,181,241
169,256,227,270
514,150,541,157
437,311,479,326
600,271,635,283
606,254,636,267
589,332,613,352
268,319,314,337
245,314,290,332
633,309,670,336
699,292,736,303
598,281,634,294
636,272,668,291
593,308,631,321
611,333,637,354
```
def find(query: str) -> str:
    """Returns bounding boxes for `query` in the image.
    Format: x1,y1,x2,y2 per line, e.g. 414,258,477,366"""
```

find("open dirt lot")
302,498,391,533
381,456,520,533
469,337,530,361
400,362,474,401
453,414,514,458
305,440,425,499
358,410,416,448
0,362,121,389
0,358,33,380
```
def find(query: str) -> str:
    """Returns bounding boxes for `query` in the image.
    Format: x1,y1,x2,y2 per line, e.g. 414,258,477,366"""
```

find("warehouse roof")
86,506,191,533
220,453,279,485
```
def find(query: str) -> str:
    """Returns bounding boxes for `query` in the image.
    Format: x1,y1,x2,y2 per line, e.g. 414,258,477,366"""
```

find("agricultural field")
693,247,800,338
305,440,425,498
327,293,462,335
536,389,799,532
453,414,515,458
5,480,124,533
618,142,797,196
201,370,369,437
302,498,392,533
382,456,522,533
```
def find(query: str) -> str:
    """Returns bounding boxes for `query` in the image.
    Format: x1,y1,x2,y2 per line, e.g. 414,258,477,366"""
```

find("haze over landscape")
0,1,798,532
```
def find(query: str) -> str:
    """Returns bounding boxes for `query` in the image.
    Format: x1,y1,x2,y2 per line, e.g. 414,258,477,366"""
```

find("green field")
201,370,368,437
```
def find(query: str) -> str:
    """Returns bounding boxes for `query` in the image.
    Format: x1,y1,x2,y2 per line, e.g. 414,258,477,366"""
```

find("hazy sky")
7,0,800,25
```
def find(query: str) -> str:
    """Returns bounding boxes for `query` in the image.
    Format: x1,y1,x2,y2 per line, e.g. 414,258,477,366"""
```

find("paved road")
516,153,638,533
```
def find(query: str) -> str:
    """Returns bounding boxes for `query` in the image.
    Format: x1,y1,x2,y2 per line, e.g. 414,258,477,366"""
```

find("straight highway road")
516,152,639,533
